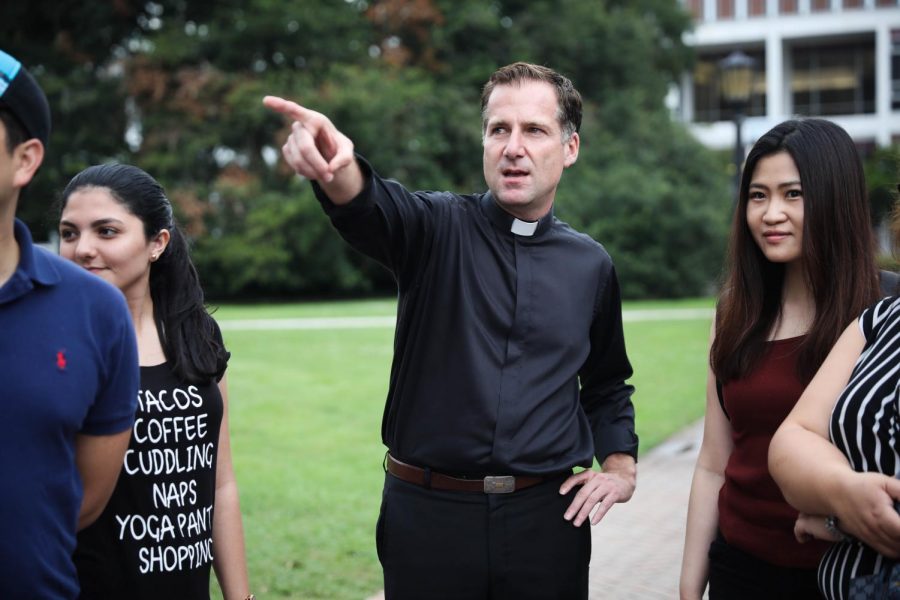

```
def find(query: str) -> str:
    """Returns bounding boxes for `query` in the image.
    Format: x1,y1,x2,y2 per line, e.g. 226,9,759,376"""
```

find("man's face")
0,122,16,209
0,118,42,214
482,80,579,222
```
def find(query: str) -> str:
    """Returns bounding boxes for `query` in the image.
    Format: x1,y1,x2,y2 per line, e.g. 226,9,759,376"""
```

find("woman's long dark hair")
711,118,880,385
60,163,228,384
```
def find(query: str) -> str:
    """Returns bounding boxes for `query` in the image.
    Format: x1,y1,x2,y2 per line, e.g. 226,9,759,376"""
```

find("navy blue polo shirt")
0,219,139,599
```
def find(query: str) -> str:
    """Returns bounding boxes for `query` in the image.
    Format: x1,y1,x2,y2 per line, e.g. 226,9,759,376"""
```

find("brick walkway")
588,419,703,599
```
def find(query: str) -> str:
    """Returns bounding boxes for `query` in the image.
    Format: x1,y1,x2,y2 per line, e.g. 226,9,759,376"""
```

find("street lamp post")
719,51,756,203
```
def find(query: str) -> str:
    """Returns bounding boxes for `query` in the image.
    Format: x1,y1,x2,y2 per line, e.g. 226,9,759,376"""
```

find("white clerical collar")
510,218,538,237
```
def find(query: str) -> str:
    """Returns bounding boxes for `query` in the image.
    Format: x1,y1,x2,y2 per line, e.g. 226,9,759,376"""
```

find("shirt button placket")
495,238,531,460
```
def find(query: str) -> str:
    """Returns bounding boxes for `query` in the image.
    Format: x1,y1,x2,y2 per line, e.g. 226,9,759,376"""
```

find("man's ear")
563,132,579,168
12,139,44,189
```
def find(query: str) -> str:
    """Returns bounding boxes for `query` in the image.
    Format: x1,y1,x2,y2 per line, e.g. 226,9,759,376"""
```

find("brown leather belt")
386,454,550,494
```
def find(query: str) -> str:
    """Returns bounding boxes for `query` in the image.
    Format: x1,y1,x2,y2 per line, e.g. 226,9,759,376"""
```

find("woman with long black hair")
680,118,883,599
57,163,251,599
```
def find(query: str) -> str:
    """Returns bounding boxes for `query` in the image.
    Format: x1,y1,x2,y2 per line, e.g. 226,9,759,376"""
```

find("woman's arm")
793,513,844,544
769,322,900,557
680,326,733,600
211,374,251,599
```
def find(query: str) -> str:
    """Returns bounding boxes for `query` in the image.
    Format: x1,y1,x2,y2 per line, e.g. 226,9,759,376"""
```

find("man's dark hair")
480,62,583,140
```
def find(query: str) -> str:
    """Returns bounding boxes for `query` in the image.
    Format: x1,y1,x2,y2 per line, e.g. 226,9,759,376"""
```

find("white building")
678,0,900,152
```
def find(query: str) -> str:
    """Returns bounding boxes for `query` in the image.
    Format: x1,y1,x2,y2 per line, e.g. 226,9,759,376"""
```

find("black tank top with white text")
74,361,224,599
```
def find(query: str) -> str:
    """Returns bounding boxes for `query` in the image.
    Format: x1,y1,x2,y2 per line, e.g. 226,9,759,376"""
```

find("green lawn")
214,297,713,599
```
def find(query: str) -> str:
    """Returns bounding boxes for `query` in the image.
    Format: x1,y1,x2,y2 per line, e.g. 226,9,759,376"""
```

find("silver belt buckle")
483,475,515,494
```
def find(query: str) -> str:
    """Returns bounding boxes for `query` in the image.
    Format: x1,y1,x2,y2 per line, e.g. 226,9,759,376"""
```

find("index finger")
263,95,314,122
559,469,591,495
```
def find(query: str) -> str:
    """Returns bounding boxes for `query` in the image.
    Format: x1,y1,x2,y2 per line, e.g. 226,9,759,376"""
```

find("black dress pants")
708,531,823,599
376,471,591,600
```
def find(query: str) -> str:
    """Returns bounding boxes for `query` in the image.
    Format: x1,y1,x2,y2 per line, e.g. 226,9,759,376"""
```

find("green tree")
865,145,899,227
3,0,731,299
0,0,153,236
560,101,730,297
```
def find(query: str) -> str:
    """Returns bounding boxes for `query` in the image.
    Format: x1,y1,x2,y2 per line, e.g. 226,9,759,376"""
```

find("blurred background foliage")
6,0,743,299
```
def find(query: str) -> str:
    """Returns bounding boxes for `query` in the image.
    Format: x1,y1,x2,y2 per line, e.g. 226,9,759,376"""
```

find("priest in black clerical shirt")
264,62,638,600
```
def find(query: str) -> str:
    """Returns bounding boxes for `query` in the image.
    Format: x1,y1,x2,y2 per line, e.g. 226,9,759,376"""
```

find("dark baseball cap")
0,49,51,148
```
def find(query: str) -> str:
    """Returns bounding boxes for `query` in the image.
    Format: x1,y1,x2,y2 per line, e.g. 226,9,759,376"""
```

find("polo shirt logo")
56,349,67,371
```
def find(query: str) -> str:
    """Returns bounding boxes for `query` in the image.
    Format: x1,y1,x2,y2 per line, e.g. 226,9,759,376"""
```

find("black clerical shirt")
314,157,637,476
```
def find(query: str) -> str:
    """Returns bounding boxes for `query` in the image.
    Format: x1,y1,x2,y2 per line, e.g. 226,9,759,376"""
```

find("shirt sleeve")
80,290,139,436
859,295,899,345
312,155,436,281
578,263,638,463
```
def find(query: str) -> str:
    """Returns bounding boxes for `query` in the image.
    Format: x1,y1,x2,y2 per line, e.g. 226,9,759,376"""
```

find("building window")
892,29,900,110
880,0,900,8
811,0,830,10
842,0,864,7
749,0,767,15
718,0,735,18
792,38,875,116
780,0,798,13
685,0,704,19
692,49,766,122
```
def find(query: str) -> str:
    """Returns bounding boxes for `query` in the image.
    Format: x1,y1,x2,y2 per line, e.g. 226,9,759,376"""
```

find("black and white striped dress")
818,296,900,600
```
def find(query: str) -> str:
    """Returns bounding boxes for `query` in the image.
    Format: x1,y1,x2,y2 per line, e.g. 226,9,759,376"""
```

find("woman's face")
59,187,168,298
745,151,804,265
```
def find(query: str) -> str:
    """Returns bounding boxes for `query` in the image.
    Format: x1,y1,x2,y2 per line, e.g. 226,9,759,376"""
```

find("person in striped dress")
770,217,900,599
